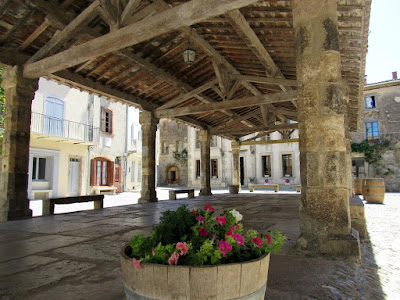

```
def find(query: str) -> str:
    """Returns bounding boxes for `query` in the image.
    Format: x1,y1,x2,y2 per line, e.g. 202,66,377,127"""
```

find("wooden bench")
169,189,195,200
42,195,104,215
296,185,302,192
249,184,279,192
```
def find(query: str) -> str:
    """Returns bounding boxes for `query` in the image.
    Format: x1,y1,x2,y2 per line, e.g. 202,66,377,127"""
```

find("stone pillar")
199,129,212,196
231,140,241,191
293,0,360,257
0,66,38,221
138,111,158,203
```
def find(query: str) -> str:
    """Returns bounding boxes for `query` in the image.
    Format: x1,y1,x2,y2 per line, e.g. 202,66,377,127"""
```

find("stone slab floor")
0,190,399,299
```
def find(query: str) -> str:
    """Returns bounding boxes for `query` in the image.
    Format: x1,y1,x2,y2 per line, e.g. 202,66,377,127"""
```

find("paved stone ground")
0,189,399,299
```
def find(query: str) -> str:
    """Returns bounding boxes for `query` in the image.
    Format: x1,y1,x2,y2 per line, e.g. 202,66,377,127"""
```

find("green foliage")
351,139,390,165
152,204,196,245
128,204,286,266
172,148,188,164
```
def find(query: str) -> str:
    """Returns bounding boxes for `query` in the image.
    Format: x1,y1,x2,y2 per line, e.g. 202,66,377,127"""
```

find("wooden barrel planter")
353,178,365,195
120,244,270,300
363,178,385,204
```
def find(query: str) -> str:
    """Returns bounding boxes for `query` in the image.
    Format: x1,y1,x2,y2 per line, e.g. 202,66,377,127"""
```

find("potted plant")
120,203,285,299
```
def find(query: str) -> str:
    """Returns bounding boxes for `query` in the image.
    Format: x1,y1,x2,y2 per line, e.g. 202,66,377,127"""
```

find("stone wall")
158,119,188,186
352,80,400,191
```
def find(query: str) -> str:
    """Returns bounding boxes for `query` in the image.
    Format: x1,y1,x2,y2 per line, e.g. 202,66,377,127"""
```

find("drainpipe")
124,105,129,192
87,145,94,195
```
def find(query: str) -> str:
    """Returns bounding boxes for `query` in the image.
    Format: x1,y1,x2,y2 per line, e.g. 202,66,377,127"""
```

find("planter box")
120,244,270,300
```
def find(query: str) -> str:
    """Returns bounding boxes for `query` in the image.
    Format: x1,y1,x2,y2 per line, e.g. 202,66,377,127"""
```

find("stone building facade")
351,73,400,192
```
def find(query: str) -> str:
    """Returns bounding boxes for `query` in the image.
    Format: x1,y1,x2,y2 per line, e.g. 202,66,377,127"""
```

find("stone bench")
93,186,117,195
296,185,302,192
42,195,105,215
249,184,279,193
169,189,195,200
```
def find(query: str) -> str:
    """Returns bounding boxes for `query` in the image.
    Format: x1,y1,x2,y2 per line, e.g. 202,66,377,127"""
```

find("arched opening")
167,166,179,184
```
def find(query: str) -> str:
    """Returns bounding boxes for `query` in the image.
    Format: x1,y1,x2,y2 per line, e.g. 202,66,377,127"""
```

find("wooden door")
167,166,179,184
114,164,121,193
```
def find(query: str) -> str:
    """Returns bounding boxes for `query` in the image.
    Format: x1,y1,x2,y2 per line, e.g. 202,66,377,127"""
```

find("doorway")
167,166,179,184
240,157,244,186
68,158,80,196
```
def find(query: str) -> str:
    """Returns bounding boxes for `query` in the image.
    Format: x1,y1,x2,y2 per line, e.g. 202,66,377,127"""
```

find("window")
210,135,218,147
176,140,183,152
90,158,114,186
211,159,218,178
366,122,379,140
32,157,46,180
282,154,293,177
161,141,169,154
163,122,168,131
101,107,113,134
364,96,376,109
196,160,201,178
177,123,182,130
261,155,271,177
195,131,200,149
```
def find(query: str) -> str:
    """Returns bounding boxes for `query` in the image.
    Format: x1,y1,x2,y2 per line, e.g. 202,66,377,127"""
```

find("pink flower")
196,215,205,224
132,258,141,268
218,240,232,257
216,216,226,226
152,248,156,256
212,234,217,241
176,242,188,255
265,234,271,244
252,237,264,248
168,252,179,265
199,227,209,237
232,233,244,246
204,203,214,212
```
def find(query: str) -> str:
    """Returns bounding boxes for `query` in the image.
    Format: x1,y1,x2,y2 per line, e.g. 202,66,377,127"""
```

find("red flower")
216,216,226,226
252,237,264,248
192,210,197,216
204,203,214,212
265,234,271,244
226,225,235,236
199,227,209,237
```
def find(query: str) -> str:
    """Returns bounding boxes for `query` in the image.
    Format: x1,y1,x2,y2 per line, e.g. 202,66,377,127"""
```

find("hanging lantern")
182,38,196,65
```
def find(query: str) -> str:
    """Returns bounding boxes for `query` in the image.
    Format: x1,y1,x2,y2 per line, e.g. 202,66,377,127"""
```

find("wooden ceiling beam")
24,0,258,78
155,90,297,118
211,123,298,135
120,0,141,26
19,19,50,50
233,75,297,87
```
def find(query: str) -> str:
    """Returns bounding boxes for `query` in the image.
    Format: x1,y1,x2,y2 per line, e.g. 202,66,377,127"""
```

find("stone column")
138,111,158,203
0,66,38,221
293,0,360,257
231,140,241,192
199,129,212,196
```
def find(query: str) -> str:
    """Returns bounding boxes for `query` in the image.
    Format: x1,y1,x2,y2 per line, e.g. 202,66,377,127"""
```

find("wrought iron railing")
30,112,100,144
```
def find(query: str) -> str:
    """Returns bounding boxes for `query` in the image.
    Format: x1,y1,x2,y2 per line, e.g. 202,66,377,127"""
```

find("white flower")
230,209,243,222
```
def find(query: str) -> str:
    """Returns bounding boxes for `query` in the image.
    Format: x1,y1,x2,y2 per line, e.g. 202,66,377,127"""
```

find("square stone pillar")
199,129,212,196
231,140,241,191
293,0,360,258
0,66,38,221
138,111,158,203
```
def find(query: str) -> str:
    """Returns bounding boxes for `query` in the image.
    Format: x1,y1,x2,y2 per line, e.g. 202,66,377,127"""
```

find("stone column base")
297,228,361,261
199,188,212,196
350,196,367,240
138,195,158,203
228,185,240,194
4,208,33,221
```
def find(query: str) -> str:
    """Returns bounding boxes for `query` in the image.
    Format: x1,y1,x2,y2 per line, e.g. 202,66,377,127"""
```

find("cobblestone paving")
1,190,399,299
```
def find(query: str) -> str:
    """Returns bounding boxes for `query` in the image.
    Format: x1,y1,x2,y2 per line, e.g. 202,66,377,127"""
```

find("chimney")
393,71,398,80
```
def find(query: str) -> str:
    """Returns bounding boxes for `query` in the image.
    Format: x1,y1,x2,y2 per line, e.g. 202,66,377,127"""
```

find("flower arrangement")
128,203,285,267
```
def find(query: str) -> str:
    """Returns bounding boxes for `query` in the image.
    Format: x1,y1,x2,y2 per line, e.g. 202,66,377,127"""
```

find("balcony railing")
31,112,100,144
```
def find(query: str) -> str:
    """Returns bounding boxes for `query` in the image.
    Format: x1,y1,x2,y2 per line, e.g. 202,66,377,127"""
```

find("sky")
365,0,400,84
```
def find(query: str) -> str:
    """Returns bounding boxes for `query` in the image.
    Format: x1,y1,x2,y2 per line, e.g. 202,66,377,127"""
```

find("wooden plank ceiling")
0,0,371,139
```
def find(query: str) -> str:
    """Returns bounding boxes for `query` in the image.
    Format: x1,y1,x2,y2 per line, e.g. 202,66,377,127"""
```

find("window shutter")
101,108,106,132
107,161,115,186
90,159,95,186
109,110,113,134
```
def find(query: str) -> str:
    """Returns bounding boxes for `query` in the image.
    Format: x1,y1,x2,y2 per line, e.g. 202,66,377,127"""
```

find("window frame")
211,159,218,178
161,141,169,154
101,107,113,134
196,160,201,178
261,155,271,177
366,121,379,141
364,95,376,109
90,157,114,186
32,156,46,180
210,135,218,147
282,154,293,177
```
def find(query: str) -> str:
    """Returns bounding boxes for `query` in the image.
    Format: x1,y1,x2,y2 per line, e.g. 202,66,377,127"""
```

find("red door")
114,164,121,193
